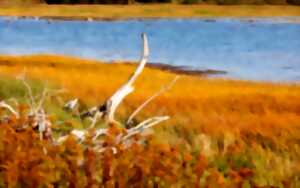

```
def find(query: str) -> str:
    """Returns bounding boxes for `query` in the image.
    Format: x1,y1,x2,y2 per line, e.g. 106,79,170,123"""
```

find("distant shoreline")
116,61,227,77
1,15,300,23
0,54,226,77
1,5,300,21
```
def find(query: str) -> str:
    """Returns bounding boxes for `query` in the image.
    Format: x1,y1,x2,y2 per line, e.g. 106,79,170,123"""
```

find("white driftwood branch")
93,128,108,140
20,78,36,111
105,33,149,123
122,116,169,141
7,98,19,107
54,34,170,153
57,128,108,143
19,78,54,141
90,111,102,128
34,109,51,140
35,87,48,114
82,33,149,125
126,76,179,126
0,101,19,118
64,98,78,111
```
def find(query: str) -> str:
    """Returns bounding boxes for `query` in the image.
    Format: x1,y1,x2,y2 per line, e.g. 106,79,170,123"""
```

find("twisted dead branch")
0,101,19,118
21,77,36,111
64,98,78,111
59,33,174,150
126,76,180,127
122,116,170,141
82,33,149,125
0,33,177,156
0,76,54,141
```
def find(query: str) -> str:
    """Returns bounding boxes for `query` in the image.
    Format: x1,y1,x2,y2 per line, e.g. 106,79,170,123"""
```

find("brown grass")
0,4,300,19
0,54,299,142
1,54,300,186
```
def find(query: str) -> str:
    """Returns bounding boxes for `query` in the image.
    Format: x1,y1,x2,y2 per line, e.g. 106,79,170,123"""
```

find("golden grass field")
0,54,299,139
0,54,300,186
1,4,300,19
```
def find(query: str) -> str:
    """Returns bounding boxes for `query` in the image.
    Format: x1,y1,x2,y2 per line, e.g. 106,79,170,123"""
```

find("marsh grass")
1,4,300,19
0,54,300,186
0,76,45,101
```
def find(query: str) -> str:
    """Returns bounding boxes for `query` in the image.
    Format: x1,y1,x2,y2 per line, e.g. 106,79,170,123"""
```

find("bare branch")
35,87,48,113
89,111,103,128
93,128,108,140
0,101,19,118
82,33,149,125
21,79,36,111
105,33,149,123
64,98,78,111
57,128,108,143
71,129,86,141
127,76,179,126
7,98,19,107
122,116,169,141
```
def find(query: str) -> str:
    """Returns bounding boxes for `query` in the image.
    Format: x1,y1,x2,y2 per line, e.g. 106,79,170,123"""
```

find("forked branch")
105,33,149,123
82,33,149,124
126,76,179,126
0,101,19,118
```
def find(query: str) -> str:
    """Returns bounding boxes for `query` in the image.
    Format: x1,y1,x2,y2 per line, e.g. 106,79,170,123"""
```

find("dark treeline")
45,0,132,4
44,0,300,5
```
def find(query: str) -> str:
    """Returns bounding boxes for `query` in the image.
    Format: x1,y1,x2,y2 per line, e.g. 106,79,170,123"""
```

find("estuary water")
0,17,299,82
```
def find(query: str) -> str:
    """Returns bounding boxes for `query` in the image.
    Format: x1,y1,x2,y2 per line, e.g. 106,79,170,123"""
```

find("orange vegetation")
0,115,203,187
1,54,300,186
0,54,299,139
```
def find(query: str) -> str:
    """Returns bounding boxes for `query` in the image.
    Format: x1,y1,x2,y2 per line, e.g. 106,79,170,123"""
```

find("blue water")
0,17,299,82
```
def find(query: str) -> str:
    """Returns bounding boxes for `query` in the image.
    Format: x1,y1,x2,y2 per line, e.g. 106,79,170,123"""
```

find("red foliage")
0,114,209,187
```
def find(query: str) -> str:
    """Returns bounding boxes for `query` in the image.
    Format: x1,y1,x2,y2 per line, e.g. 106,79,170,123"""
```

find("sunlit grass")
0,5,300,19
0,54,299,136
1,54,300,186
